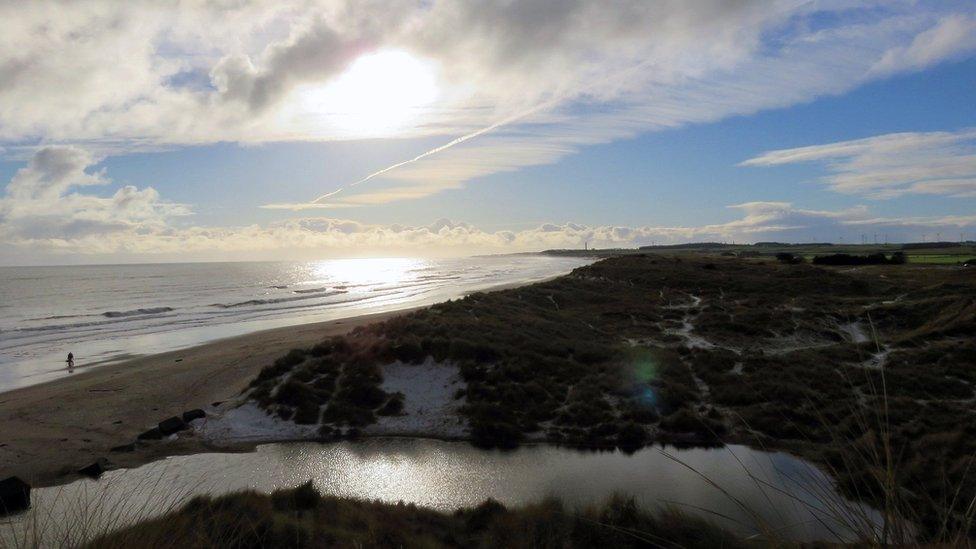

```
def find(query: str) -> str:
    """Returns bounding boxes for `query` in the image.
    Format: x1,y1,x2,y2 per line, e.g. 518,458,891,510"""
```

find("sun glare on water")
299,50,439,135
314,257,424,288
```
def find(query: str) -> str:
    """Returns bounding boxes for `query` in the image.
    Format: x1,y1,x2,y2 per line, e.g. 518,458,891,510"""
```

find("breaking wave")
102,307,175,318
211,290,347,309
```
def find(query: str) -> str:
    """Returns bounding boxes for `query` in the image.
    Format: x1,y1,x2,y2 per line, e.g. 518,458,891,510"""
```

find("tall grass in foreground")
817,314,976,545
3,471,785,548
0,466,197,548
1,451,862,548
0,432,920,549
708,313,976,546
0,426,959,548
79,486,752,549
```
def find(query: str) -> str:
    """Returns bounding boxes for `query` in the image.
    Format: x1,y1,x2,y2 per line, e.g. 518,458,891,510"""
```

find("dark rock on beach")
137,427,163,441
110,442,136,453
0,476,31,515
78,458,109,479
158,416,187,436
182,409,206,422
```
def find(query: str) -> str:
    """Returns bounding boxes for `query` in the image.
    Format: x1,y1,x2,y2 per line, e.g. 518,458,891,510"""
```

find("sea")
0,255,591,392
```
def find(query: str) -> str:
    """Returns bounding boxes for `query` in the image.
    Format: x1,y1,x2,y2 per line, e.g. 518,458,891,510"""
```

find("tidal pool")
2,438,880,545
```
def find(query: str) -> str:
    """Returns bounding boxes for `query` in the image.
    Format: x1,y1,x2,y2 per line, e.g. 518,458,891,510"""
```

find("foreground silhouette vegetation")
86,483,745,549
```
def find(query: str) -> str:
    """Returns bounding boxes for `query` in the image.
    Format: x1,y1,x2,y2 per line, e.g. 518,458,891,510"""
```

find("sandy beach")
0,308,417,487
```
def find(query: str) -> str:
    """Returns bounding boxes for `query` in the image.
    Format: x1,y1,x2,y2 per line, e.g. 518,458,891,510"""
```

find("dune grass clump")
246,334,402,434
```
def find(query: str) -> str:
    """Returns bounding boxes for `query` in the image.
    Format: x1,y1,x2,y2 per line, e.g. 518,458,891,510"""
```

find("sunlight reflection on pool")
6,438,881,545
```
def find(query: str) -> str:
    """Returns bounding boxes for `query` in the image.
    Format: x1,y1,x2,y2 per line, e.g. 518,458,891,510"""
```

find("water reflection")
5,439,880,545
0,256,588,391
311,257,425,289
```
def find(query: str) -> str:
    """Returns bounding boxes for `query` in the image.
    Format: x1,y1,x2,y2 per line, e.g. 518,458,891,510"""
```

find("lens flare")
625,348,660,408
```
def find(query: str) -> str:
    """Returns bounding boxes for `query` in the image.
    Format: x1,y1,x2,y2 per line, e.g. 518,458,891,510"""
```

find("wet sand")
0,308,417,487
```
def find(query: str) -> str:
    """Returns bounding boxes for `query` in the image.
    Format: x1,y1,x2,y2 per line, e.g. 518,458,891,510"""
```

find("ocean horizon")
0,255,590,392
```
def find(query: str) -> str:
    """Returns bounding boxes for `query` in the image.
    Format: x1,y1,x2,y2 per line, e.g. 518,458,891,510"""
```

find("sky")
1,1,975,265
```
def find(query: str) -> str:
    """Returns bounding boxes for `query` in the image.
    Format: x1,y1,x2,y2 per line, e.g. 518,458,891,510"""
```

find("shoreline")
0,307,423,487
0,268,580,489
0,256,590,394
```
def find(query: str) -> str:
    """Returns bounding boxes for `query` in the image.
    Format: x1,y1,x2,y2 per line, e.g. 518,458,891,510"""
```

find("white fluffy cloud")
1,2,975,207
7,204,973,263
871,13,976,76
2,2,976,262
262,2,976,208
2,149,972,263
741,128,976,198
0,146,189,243
5,147,106,200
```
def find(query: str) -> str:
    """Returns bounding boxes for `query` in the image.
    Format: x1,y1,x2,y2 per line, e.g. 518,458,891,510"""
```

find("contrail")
308,55,654,205
311,104,548,204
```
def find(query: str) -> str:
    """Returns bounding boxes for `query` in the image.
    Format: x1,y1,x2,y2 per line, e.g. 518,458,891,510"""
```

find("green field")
542,242,976,265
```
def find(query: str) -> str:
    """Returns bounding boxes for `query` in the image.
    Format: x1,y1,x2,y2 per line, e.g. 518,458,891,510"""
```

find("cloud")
0,146,189,242
2,149,972,263
210,9,388,114
0,3,974,189
871,13,976,76
741,128,976,198
2,147,973,263
5,146,106,200
2,2,975,261
273,3,976,208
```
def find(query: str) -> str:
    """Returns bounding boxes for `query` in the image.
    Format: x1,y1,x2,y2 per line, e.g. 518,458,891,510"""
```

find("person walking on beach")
66,352,74,371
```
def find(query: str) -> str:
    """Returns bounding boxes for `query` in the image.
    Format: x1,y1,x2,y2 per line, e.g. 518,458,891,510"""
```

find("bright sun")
299,50,439,135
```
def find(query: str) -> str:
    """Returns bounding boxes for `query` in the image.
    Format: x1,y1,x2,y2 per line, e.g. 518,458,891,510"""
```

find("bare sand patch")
366,359,468,438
